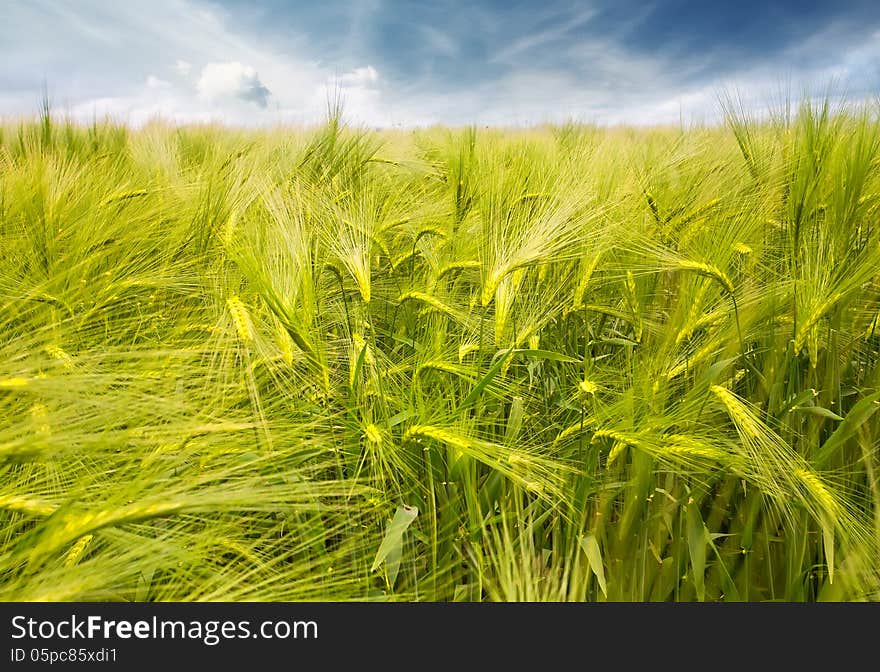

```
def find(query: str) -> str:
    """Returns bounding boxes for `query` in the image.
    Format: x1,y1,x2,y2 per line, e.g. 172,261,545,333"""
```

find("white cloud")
338,66,379,88
196,61,271,108
146,75,171,89
174,60,192,76
70,94,215,127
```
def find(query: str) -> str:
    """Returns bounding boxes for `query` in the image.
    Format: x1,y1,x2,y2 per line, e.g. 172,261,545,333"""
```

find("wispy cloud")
492,7,598,64
419,26,458,58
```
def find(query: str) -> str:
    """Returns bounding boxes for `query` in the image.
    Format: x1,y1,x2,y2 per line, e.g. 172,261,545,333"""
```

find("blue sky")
2,0,878,126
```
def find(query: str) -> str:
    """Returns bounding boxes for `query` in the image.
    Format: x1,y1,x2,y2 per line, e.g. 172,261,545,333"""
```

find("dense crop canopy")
1,99,880,601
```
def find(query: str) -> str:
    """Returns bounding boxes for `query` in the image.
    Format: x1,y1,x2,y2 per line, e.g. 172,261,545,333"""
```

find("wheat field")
1,98,879,601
